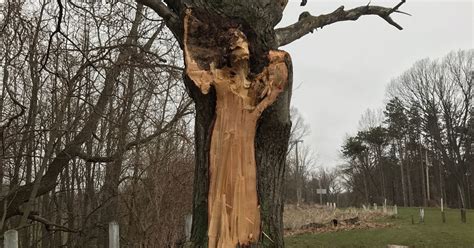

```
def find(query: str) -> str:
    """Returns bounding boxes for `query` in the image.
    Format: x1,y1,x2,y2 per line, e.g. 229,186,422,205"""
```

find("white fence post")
4,230,18,248
393,205,398,216
185,214,193,241
441,197,444,212
441,197,446,223
419,208,425,223
109,221,120,248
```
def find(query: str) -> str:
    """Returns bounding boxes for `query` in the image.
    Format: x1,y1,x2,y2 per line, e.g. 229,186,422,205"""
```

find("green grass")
285,207,474,248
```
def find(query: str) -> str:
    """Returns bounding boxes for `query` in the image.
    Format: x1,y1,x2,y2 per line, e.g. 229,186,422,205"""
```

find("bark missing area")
184,9,290,247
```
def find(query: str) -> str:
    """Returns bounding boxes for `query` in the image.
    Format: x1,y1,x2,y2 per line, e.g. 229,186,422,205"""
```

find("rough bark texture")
254,58,292,246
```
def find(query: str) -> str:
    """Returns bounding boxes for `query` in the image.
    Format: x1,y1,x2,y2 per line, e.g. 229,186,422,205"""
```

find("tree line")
341,50,473,209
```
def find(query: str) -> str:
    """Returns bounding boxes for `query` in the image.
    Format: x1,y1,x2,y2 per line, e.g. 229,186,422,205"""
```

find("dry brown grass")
283,204,395,236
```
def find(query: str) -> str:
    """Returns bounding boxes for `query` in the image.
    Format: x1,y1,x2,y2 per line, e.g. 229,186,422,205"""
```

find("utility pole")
294,139,303,206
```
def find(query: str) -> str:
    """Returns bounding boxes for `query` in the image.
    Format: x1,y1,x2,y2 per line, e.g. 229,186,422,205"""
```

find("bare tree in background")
342,50,473,210
0,1,193,247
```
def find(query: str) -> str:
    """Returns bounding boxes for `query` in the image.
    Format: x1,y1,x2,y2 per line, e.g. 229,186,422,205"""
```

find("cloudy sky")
278,0,473,168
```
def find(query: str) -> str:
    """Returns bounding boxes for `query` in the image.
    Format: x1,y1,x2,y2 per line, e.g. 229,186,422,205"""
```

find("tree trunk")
188,65,291,248
363,173,370,204
182,6,290,247
406,152,414,206
420,146,427,206
135,0,407,246
397,141,408,207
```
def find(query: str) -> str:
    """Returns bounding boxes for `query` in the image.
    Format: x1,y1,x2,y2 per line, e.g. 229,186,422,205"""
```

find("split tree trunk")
207,80,262,247
184,10,290,246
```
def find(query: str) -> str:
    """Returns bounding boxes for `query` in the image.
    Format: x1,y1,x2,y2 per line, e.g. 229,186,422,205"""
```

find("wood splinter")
184,9,290,248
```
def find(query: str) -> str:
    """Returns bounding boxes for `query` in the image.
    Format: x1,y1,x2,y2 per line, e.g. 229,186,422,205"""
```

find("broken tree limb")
275,0,409,47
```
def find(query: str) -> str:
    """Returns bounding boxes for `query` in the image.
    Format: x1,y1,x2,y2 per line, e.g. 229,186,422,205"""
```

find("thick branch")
275,0,408,47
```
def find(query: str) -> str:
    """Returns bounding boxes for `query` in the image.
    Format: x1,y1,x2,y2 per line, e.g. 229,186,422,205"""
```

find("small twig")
388,0,406,14
262,230,274,243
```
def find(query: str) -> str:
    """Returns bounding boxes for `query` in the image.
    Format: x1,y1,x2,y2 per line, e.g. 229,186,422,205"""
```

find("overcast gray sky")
278,0,473,168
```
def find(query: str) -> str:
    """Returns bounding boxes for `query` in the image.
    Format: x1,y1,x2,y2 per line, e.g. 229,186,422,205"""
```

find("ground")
284,206,474,248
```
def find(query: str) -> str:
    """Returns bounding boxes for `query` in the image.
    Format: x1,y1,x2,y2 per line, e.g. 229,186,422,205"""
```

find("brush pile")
284,204,394,236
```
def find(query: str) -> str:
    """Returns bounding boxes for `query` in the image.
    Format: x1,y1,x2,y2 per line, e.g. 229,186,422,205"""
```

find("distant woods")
1,2,193,247
341,50,473,209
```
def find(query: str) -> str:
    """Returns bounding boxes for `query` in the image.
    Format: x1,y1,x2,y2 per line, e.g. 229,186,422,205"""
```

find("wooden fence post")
4,230,18,248
461,208,467,223
109,221,120,248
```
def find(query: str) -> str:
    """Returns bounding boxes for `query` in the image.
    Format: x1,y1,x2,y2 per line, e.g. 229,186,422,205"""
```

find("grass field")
285,207,474,248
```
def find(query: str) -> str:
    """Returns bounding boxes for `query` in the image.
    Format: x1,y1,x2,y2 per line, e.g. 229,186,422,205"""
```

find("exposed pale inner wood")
184,10,289,247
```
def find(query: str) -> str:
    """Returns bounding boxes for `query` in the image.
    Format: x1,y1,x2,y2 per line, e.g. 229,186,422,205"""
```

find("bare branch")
275,0,408,47
40,0,63,72
0,84,26,129
76,99,192,163
136,0,180,33
27,213,80,233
